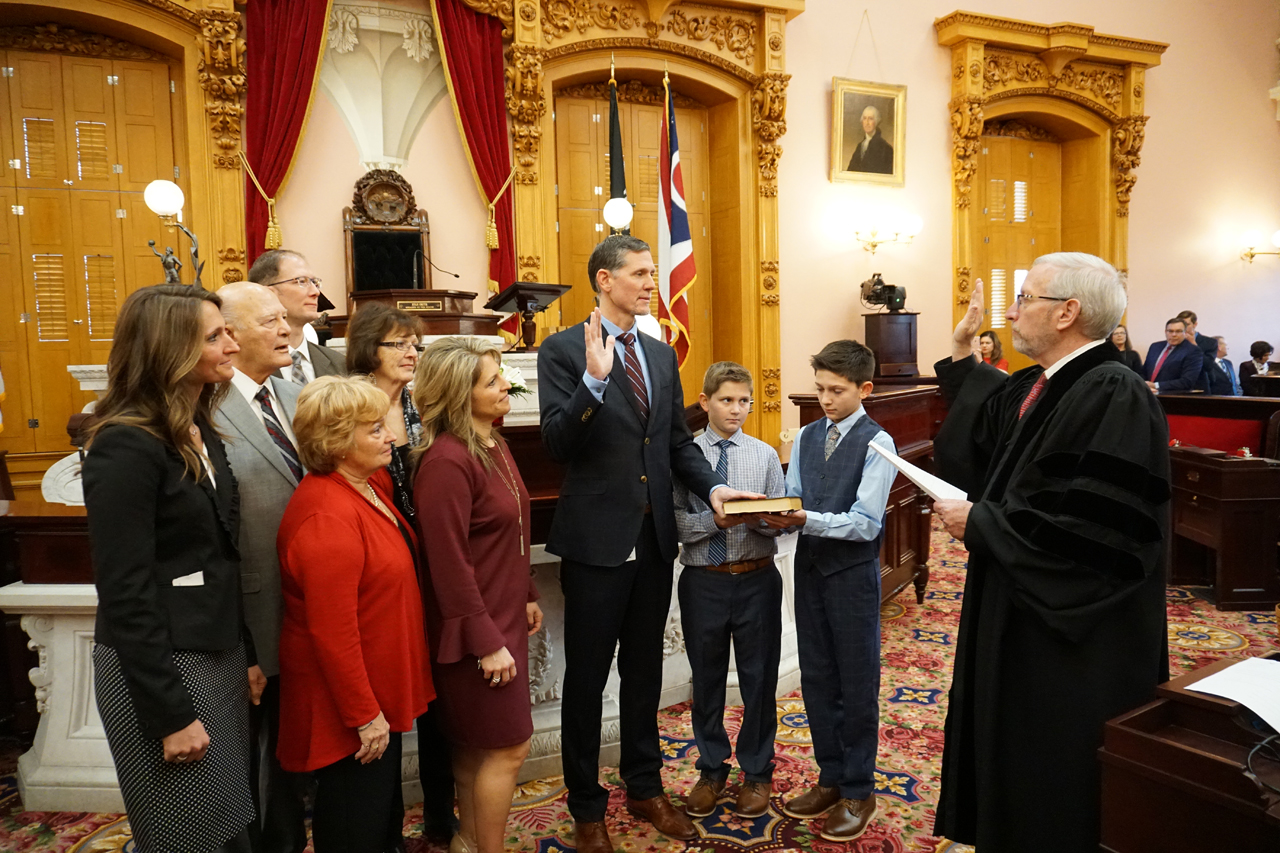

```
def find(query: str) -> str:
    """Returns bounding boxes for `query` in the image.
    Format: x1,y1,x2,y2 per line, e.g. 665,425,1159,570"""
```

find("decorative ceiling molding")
0,23,166,60
328,3,436,62
554,79,700,108
935,11,1168,66
541,36,757,83
982,118,1059,142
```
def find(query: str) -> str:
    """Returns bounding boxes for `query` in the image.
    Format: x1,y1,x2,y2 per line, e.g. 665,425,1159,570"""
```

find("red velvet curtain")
244,0,331,260
433,0,516,299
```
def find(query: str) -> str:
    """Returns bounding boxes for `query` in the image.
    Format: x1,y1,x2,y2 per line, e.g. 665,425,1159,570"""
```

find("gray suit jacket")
212,376,301,677
309,340,345,378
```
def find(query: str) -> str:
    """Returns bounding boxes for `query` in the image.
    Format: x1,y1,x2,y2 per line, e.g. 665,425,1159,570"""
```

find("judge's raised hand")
585,308,616,381
952,278,985,362
934,498,972,541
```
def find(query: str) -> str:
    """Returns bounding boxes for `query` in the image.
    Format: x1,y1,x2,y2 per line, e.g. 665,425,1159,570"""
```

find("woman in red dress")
978,330,1009,372
412,338,542,853
276,376,434,853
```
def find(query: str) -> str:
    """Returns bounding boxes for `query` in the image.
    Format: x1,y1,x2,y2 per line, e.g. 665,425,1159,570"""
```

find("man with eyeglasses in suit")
247,249,345,384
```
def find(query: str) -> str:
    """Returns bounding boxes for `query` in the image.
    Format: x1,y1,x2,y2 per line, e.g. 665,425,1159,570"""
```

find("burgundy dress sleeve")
415,444,507,664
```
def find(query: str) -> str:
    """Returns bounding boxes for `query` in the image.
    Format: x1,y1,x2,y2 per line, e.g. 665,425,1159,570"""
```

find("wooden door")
0,186,35,453
15,188,84,451
61,56,118,192
973,135,1061,372
0,51,17,188
69,191,126,366
7,51,70,189
554,98,603,327
113,59,174,193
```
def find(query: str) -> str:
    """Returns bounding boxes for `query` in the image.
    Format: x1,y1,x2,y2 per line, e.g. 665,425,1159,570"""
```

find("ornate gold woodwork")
0,23,165,60
556,79,698,107
936,11,1165,321
6,0,251,286
455,0,800,444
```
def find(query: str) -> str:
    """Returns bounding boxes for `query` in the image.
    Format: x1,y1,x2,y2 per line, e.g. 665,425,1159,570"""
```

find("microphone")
415,248,459,282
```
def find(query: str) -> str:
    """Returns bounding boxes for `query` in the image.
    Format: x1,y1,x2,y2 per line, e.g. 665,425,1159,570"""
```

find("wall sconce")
853,212,922,255
143,179,205,286
1241,230,1280,263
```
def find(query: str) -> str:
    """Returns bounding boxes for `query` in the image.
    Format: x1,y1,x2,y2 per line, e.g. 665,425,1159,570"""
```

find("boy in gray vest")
673,362,787,821
763,340,896,841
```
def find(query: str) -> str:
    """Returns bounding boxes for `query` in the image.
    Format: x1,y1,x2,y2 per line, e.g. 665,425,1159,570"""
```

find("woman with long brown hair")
84,284,262,853
411,337,543,853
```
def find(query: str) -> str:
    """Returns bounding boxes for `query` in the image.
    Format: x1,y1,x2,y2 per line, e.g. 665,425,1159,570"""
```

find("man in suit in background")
538,235,759,853
845,105,894,174
1143,318,1203,393
1175,310,1218,392
213,282,309,853
247,249,345,384
1210,336,1243,395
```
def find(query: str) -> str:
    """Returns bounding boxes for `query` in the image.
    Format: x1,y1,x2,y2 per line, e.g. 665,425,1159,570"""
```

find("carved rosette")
949,96,984,209
517,253,541,282
956,266,972,306
1112,115,1148,217
752,73,790,198
197,10,247,169
217,247,247,283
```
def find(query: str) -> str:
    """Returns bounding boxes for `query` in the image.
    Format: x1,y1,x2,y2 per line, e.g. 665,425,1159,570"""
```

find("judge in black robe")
930,256,1171,853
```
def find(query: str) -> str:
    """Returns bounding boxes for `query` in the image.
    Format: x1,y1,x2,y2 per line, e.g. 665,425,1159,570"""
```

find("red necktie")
616,332,650,423
1151,345,1172,381
1018,374,1048,419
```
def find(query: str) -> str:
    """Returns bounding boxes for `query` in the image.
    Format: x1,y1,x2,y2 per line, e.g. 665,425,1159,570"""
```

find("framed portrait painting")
831,77,906,186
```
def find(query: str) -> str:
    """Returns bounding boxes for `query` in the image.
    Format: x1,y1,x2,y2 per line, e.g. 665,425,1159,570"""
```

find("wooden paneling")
114,60,174,193
0,186,35,454
62,56,117,192
68,190,125,364
8,51,69,189
0,51,15,188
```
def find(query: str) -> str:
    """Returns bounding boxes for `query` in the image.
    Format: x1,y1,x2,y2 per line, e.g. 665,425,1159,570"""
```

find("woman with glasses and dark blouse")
345,304,424,522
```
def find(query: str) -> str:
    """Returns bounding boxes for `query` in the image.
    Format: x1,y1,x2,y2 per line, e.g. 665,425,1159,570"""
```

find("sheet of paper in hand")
868,442,968,502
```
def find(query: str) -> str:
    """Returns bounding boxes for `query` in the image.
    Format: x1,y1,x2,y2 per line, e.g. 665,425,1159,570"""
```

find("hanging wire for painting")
846,9,886,83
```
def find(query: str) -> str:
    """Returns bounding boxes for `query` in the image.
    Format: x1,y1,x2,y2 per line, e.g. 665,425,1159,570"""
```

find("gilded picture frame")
831,77,906,187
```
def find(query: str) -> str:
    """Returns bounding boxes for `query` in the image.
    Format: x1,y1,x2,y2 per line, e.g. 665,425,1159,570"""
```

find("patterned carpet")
1,521,1276,852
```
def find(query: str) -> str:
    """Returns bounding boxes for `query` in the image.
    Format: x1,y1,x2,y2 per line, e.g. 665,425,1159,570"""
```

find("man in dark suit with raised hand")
538,235,759,853
213,281,309,852
1142,317,1202,393
247,248,345,384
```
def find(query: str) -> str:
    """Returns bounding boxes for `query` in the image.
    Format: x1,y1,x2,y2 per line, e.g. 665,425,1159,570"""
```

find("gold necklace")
491,444,525,555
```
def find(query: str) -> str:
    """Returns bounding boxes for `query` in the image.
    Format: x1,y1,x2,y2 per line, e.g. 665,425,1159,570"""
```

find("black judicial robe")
930,342,1170,853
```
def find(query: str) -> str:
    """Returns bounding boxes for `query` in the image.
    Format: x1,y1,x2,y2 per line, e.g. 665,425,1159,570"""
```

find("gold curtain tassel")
485,205,499,250
264,200,283,249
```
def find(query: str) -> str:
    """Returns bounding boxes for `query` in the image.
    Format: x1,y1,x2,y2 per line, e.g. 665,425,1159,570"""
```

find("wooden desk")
1250,374,1280,398
788,386,948,604
1160,394,1280,458
1167,446,1280,611
1100,655,1280,852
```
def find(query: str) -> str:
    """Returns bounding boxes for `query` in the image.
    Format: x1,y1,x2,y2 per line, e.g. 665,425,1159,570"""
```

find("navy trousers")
560,516,671,821
679,562,782,784
793,550,881,800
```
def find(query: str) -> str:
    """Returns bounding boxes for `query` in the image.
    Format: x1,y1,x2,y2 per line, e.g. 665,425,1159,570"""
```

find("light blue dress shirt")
583,316,653,402
784,406,897,541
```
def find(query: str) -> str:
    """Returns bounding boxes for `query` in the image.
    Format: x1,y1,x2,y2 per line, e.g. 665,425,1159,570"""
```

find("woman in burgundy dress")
411,337,542,853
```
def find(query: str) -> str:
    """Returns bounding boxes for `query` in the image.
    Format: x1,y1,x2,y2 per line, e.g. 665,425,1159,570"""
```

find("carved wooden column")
506,3,546,291
752,7,788,444
948,39,984,316
1112,65,1148,275
195,6,248,285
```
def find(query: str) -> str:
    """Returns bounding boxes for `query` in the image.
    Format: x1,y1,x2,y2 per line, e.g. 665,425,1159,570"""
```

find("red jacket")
275,470,434,772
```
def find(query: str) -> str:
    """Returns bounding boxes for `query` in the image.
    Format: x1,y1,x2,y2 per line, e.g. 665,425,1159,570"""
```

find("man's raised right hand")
585,308,616,381
952,278,985,362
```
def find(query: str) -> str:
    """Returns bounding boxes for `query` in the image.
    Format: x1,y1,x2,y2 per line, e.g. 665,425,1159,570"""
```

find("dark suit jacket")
1191,333,1218,392
1238,360,1276,396
213,377,301,677
1143,339,1202,392
537,323,724,566
84,421,250,740
308,340,345,379
846,130,894,174
1206,357,1237,395
1116,347,1144,377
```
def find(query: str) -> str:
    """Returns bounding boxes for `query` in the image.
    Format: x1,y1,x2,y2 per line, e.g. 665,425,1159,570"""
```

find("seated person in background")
768,340,896,843
1143,318,1202,393
977,331,1008,372
1176,310,1218,393
1109,324,1144,376
674,362,786,821
1208,337,1242,396
1239,341,1274,396
276,376,434,853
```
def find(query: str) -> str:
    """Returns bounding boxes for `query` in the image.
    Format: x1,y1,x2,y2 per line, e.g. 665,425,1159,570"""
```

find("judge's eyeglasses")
1014,293,1069,308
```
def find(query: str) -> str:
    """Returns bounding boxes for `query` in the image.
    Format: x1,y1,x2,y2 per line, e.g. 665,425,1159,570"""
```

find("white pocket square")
172,571,205,587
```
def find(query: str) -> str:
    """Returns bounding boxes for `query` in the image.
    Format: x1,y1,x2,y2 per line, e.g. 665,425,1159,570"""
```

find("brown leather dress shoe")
685,776,726,818
734,781,772,818
627,794,698,840
780,784,840,819
573,820,615,853
819,795,879,842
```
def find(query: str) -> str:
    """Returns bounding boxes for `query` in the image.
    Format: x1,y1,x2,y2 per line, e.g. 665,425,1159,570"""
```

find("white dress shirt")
231,368,298,446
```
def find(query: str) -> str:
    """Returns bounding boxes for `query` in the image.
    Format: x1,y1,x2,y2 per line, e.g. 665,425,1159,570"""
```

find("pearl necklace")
364,483,396,522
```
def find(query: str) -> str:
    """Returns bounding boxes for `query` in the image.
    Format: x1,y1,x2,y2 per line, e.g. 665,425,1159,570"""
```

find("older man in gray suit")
214,281,308,853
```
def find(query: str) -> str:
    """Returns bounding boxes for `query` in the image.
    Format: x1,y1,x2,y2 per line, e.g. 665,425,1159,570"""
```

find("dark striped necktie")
616,331,650,423
254,386,303,482
707,439,732,565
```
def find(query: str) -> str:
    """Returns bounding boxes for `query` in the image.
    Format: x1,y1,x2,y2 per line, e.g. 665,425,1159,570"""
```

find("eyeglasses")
267,275,322,291
378,341,424,354
1014,293,1069,308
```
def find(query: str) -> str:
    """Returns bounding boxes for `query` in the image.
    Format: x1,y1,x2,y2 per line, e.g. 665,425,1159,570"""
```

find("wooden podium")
863,312,919,378
1100,656,1280,851
348,289,500,337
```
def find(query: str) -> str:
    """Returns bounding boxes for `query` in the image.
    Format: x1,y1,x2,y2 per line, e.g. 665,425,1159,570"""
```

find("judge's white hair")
1033,252,1127,342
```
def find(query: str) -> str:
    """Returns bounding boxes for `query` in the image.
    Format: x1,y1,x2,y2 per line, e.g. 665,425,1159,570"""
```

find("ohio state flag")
657,74,695,367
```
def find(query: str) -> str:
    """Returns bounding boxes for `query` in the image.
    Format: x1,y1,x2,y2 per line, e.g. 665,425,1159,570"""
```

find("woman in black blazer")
83,285,263,853
1109,325,1145,376
1238,341,1275,396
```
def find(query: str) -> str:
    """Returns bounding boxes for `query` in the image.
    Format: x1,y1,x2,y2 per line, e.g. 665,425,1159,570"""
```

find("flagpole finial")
610,52,616,84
